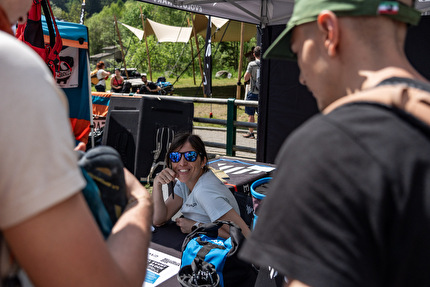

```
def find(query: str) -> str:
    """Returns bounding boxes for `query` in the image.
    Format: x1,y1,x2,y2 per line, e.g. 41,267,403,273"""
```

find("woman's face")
1,0,33,24
171,141,206,190
115,70,120,76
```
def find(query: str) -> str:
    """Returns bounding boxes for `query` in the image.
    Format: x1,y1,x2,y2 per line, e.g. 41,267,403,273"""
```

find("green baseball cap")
264,0,421,60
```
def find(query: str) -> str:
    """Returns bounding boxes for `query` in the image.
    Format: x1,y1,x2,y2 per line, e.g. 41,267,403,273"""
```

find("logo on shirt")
185,202,197,208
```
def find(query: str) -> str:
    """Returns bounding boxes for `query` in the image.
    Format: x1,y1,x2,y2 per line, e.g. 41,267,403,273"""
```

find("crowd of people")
2,0,430,286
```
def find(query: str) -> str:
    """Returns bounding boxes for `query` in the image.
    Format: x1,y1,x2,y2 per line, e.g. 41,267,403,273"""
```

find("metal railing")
122,94,258,156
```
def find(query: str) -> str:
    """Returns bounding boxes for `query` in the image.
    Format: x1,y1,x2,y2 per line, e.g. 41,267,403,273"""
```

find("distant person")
240,0,430,286
95,61,110,92
137,73,160,94
152,133,250,251
242,46,261,139
110,68,124,93
0,1,153,286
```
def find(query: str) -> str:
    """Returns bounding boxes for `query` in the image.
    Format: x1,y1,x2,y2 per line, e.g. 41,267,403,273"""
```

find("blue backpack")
178,221,257,287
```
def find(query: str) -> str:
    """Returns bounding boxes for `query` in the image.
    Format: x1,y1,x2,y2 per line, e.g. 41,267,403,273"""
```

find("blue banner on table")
203,16,212,97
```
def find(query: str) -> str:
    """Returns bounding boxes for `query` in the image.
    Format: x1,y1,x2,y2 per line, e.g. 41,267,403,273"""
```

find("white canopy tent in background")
120,20,192,43
120,22,144,40
120,15,256,43
147,19,193,42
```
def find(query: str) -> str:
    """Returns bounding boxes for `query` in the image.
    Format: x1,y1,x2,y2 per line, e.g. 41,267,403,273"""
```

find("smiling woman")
151,133,251,251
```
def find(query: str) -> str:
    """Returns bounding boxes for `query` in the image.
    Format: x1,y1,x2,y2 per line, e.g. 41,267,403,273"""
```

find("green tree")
85,0,256,81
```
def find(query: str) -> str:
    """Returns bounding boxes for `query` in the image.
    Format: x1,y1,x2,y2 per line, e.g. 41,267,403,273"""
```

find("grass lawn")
93,75,256,128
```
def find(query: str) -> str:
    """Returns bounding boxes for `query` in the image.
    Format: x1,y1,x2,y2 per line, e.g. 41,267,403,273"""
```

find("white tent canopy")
120,22,144,41
209,16,229,29
147,18,193,42
120,18,193,43
120,15,256,43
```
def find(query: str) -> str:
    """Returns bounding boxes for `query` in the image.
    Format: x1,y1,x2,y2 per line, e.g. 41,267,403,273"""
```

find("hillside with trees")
50,0,256,80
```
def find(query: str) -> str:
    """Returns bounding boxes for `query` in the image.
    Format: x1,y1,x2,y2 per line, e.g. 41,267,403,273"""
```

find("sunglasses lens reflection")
169,152,182,163
169,151,198,163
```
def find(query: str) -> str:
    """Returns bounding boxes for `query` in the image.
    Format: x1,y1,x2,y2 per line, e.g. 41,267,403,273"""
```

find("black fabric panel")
257,25,318,163
405,15,430,81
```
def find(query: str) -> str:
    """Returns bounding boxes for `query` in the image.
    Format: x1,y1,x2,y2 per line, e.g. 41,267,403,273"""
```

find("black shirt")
240,103,430,287
138,81,158,94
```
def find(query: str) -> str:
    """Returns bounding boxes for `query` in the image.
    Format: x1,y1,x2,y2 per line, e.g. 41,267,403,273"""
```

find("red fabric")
112,77,123,86
15,0,47,61
69,118,90,145
15,0,62,78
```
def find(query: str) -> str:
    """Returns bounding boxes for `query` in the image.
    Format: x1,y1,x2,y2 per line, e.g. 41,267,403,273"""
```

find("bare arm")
218,208,251,238
3,169,152,287
152,168,183,226
110,77,118,89
102,70,111,78
244,71,251,82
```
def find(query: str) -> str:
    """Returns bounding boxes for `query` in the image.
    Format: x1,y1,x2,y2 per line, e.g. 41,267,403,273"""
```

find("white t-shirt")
97,69,106,86
174,171,240,223
0,31,85,285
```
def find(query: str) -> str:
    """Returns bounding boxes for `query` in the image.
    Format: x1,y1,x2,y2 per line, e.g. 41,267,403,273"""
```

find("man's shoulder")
1,31,48,75
248,60,260,68
282,104,412,154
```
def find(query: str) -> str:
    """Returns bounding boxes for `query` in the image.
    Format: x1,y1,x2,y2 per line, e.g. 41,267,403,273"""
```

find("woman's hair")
166,133,209,172
96,61,105,69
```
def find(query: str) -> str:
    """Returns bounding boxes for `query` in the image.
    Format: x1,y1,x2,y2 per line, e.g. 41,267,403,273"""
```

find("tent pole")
114,15,129,79
85,54,95,149
191,13,205,96
140,6,153,82
236,22,245,99
187,16,196,85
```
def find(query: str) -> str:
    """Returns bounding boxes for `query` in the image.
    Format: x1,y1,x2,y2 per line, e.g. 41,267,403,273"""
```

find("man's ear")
317,10,339,57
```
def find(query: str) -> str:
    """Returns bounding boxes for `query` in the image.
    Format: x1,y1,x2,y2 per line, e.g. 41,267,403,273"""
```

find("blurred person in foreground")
0,1,153,286
240,0,430,286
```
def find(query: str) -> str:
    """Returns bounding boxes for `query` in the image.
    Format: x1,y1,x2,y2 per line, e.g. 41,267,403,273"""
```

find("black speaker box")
135,97,194,181
102,96,194,181
102,110,140,173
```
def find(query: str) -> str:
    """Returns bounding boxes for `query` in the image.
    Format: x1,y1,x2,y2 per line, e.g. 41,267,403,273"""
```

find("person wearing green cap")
240,0,430,286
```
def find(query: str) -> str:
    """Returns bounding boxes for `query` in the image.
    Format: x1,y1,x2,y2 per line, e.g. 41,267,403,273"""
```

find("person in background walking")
243,46,261,139
95,61,110,92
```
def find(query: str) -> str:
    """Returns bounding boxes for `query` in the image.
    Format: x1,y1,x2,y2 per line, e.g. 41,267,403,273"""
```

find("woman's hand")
153,168,176,187
175,217,196,234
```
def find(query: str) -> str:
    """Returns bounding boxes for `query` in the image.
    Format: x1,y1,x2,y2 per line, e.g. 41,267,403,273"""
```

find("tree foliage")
51,0,257,80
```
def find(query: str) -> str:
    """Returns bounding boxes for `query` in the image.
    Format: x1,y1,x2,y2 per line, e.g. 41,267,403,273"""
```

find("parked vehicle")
120,68,140,79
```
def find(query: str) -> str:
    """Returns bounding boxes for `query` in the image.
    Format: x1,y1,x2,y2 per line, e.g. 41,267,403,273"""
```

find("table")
143,242,182,287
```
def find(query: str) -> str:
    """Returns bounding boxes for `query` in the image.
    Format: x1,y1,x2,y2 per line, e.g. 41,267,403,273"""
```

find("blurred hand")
123,168,148,200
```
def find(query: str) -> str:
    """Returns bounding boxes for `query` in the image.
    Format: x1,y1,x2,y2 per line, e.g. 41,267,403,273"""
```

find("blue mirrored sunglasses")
169,151,199,163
